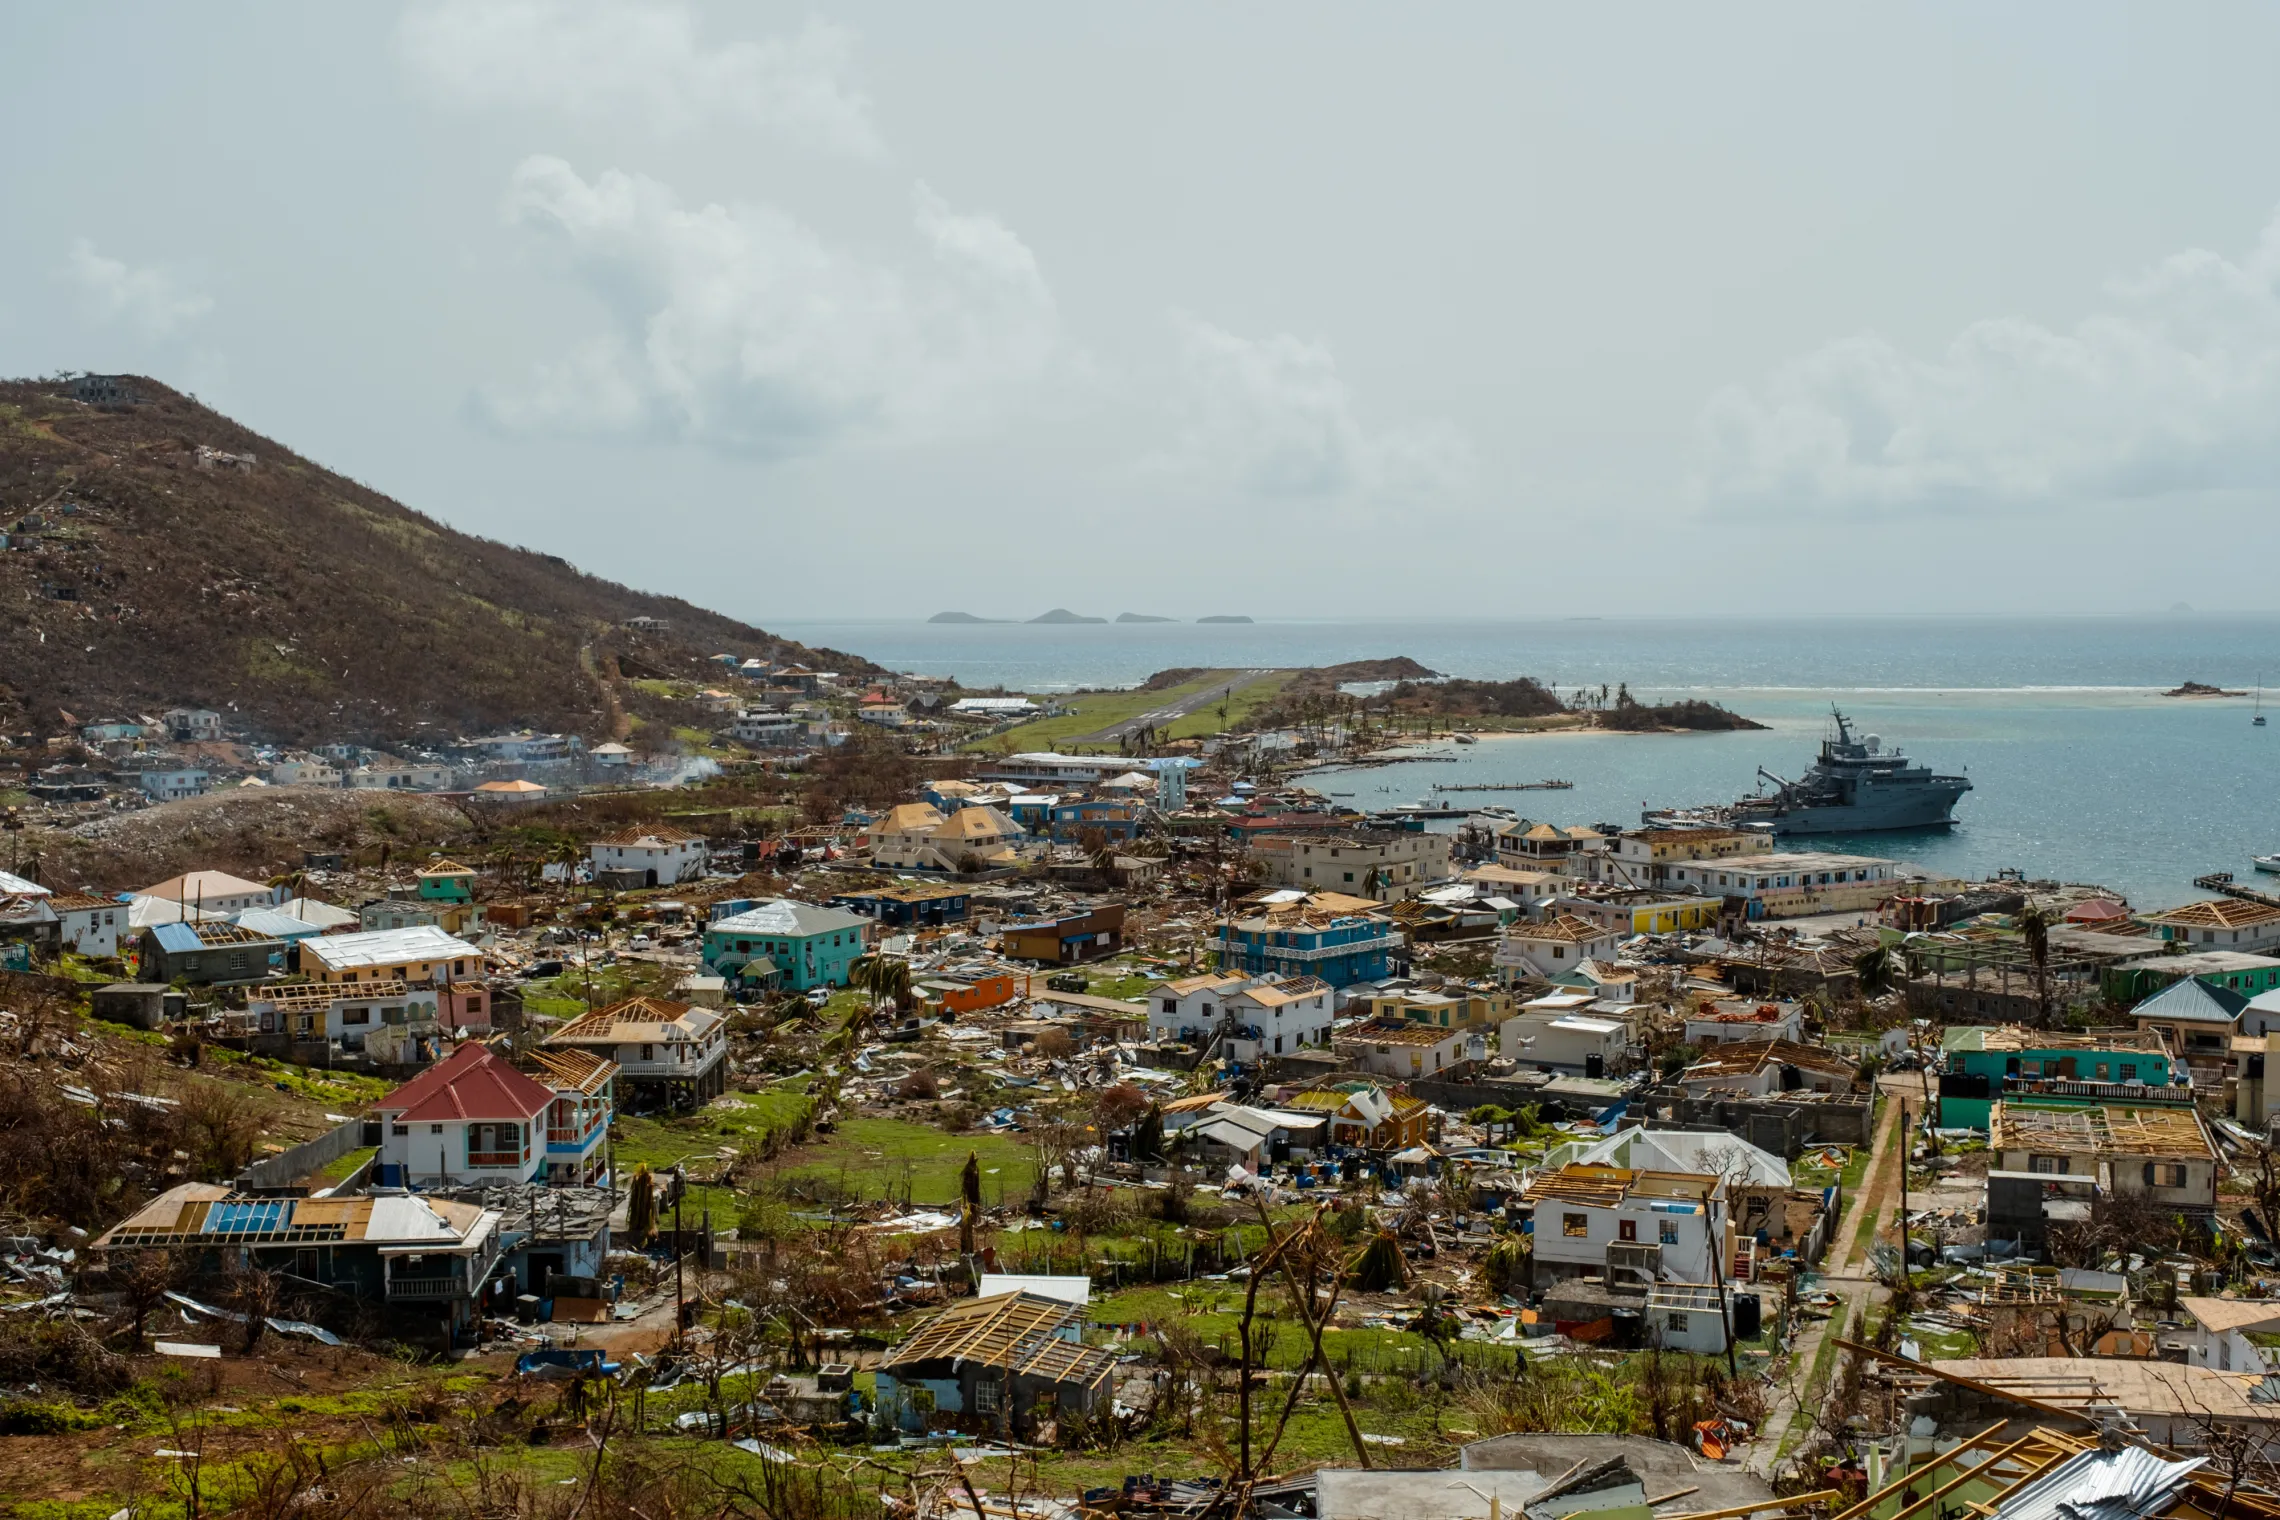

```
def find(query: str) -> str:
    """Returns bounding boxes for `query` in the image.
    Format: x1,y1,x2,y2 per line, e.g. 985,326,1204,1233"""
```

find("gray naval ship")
1728,709,1971,834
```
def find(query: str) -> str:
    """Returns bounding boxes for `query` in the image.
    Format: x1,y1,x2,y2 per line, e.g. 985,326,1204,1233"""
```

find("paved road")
1066,667,1282,746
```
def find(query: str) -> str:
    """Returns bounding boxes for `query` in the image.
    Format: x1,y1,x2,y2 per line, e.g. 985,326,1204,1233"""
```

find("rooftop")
1511,913,1614,945
95,1182,494,1251
2143,898,2280,929
882,1291,1118,1389
379,1042,554,1124
550,996,723,1045
1990,1100,2213,1160
1520,1163,1718,1209
710,898,871,938
300,924,481,972
1941,1024,2169,1055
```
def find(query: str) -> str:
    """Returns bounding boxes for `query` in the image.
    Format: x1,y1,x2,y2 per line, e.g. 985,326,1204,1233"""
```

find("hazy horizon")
10,4,2280,623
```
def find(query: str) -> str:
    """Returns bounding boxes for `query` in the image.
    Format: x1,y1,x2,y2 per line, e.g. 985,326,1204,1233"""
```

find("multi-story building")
375,1042,556,1187
588,826,709,886
703,900,870,989
1223,976,1335,1061
1939,1025,2180,1129
1655,852,1900,920
1589,827,1773,887
298,924,484,987
1519,1164,1730,1289
1145,972,1253,1045
1332,1019,1476,1079
545,996,728,1109
1251,830,1453,901
1492,914,1624,983
1990,1098,2219,1214
523,1047,619,1184
1214,898,1401,987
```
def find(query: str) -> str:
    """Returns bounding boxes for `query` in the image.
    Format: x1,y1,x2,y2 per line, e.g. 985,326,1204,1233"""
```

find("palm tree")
267,869,307,918
550,838,584,899
848,953,912,1031
2018,905,2056,1026
1853,943,1898,998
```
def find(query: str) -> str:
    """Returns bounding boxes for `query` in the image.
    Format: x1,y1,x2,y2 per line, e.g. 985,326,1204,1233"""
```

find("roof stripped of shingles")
1680,1037,1855,1081
252,978,412,1011
1152,972,1249,998
882,1291,1117,1389
1237,976,1330,1007
417,859,477,876
2142,898,2280,929
95,1181,491,1250
549,995,722,1045
1512,914,1613,944
524,1044,619,1095
593,826,705,847
1990,1100,2213,1161
377,1041,552,1124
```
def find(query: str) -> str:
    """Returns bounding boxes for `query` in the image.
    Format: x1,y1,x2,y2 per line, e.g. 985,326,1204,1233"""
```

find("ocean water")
774,617,2280,909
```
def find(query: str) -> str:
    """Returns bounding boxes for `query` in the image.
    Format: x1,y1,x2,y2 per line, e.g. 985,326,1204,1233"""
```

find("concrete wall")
1638,1091,1875,1153
237,1117,367,1190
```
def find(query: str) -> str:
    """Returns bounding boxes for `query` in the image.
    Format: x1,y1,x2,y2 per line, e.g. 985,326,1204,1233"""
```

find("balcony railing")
387,1271,469,1300
466,1151,525,1168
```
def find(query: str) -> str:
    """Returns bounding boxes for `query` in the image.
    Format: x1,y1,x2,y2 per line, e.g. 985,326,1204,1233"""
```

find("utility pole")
1896,1101,1909,1272
672,1167,687,1344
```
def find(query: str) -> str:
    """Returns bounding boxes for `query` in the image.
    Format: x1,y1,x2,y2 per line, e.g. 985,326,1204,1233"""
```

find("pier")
2193,870,2280,909
1430,780,1574,793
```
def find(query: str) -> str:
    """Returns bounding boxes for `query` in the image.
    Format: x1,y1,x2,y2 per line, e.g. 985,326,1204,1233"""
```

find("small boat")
2257,855,2280,874
2257,680,2267,726
1453,733,1478,745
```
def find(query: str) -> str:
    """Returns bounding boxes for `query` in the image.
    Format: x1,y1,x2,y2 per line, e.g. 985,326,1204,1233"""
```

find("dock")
2192,871,2280,909
1431,780,1574,793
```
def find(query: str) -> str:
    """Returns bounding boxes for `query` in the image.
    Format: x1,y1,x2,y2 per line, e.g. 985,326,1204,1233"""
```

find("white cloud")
1149,315,1473,502
486,157,1063,453
1698,206,2280,512
62,240,213,340
397,1,881,158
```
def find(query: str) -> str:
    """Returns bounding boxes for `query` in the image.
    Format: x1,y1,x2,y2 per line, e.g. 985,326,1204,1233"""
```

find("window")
641,1044,654,1061
2144,1162,2187,1188
1563,1213,1589,1237
391,1123,408,1137
1659,1220,1679,1245
2029,1154,2069,1175
1618,1220,1637,1242
430,1123,444,1134
1668,1312,1690,1332
2120,1063,2138,1082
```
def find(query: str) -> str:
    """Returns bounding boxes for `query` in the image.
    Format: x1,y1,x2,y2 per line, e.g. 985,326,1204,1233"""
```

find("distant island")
2163,680,2248,697
1197,614,1253,624
1029,608,1107,625
927,611,1012,624
1115,612,1175,624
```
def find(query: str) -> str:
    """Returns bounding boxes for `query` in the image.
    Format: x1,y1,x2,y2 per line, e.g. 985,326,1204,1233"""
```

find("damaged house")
874,1290,1119,1437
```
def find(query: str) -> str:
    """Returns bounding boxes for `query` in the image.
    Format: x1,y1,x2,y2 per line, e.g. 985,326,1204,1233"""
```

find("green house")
416,859,477,903
703,899,870,991
1938,1025,2180,1130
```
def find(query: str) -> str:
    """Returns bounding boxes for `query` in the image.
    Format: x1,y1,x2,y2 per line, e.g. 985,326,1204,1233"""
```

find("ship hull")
1757,783,1970,835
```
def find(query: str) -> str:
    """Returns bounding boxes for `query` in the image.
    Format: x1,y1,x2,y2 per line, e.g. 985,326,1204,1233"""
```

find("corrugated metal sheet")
1995,1446,2204,1520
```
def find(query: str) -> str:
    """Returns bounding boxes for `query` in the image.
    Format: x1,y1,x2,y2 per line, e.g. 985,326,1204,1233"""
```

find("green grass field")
780,1116,1036,1207
960,671,1265,753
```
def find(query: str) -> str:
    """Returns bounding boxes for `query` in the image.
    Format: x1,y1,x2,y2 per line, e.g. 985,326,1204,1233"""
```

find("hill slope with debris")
0,375,875,744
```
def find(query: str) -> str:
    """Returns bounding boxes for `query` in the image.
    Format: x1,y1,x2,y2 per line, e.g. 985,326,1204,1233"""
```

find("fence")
237,1117,366,1191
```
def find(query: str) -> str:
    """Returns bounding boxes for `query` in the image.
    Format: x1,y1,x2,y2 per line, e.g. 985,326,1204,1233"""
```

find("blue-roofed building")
136,920,287,984
1213,898,1402,988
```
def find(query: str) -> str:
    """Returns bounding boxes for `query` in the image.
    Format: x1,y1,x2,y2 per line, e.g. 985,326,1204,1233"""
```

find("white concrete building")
1492,914,1624,982
589,825,709,886
1144,971,1252,1045
47,891,122,958
1519,1163,1729,1288
375,1043,554,1187
1223,976,1335,1061
133,870,279,917
1252,831,1453,902
1499,1009,1629,1075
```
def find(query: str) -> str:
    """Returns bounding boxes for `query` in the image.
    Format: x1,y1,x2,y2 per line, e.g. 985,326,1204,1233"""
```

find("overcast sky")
9,3,2280,621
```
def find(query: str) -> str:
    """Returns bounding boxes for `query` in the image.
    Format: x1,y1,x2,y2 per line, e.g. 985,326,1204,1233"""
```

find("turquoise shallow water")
771,616,2280,909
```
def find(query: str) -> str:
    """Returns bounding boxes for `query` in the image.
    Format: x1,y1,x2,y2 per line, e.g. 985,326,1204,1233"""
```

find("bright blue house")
1049,799,1139,845
1214,904,1400,987
704,900,871,991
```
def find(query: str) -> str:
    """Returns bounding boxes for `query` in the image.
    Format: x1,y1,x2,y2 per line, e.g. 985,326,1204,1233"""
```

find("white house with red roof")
375,1042,554,1187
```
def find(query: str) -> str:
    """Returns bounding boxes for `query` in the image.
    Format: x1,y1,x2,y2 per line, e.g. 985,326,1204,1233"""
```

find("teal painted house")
704,899,870,991
1938,1025,2181,1130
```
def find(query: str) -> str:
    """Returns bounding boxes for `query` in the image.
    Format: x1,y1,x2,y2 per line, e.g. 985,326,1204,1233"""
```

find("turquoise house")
704,899,870,991
1938,1025,2180,1130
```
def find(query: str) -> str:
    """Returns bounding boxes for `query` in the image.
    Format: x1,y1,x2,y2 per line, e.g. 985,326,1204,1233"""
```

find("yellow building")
1368,986,1515,1030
